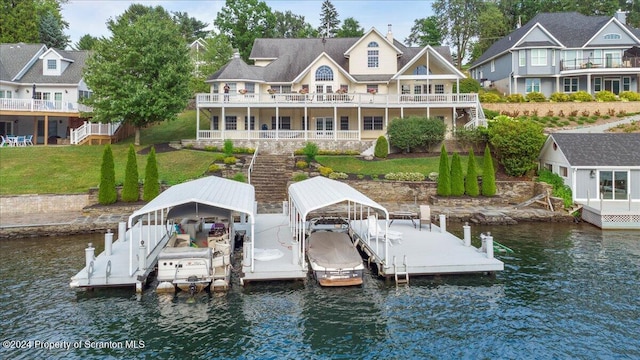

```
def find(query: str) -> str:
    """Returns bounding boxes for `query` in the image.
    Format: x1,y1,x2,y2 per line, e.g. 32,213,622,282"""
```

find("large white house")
0,43,92,145
195,27,485,151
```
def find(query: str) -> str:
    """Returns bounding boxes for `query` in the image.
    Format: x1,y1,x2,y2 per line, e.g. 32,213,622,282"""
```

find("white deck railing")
196,92,479,106
70,121,121,145
0,98,90,113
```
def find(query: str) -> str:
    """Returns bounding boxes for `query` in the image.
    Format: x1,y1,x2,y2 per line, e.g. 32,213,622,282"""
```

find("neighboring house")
538,133,640,228
0,43,94,145
469,11,640,97
195,26,485,150
189,38,207,76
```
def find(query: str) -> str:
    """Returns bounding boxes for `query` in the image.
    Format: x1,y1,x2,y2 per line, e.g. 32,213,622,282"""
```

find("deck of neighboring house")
579,200,640,229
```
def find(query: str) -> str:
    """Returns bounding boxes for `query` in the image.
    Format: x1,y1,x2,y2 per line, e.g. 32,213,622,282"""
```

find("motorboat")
306,217,364,286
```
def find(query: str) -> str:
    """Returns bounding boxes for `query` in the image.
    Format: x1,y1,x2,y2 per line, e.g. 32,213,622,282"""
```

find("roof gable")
585,17,640,47
0,43,47,82
292,52,356,84
393,45,465,80
343,27,403,57
548,133,640,167
514,23,563,48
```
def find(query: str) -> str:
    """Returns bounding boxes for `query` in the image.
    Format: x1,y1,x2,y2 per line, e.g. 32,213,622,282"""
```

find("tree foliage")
191,33,234,93
482,145,496,196
172,11,209,43
83,4,193,145
465,149,479,196
433,0,481,68
488,115,546,176
214,0,275,62
437,144,451,196
38,9,69,48
0,0,68,45
74,34,99,50
318,0,340,38
404,16,443,47
453,78,482,93
336,17,364,37
98,144,117,205
387,116,446,153
273,10,317,38
469,2,509,63
143,146,160,202
450,152,465,196
374,136,388,159
122,144,139,202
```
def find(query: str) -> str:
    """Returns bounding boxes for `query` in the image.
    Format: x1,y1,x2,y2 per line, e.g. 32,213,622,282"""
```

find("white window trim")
531,49,547,66
491,60,495,72
519,51,526,67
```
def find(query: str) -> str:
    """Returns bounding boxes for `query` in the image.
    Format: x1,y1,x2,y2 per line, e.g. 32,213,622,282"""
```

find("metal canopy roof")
128,176,255,226
288,176,388,219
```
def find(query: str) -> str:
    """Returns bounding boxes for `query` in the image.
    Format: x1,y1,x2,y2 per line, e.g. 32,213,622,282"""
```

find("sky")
60,0,436,46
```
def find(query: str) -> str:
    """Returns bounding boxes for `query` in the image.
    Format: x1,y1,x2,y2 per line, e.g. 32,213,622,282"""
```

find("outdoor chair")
367,215,402,245
0,135,6,147
419,205,431,231
25,135,33,146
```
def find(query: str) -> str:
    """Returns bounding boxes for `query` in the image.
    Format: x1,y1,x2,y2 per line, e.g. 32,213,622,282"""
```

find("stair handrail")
69,121,123,145
247,144,259,184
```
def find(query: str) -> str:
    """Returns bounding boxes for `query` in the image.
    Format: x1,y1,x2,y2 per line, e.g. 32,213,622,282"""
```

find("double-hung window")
367,42,379,68
525,78,541,93
363,116,383,130
531,49,547,66
563,78,578,92
519,51,526,67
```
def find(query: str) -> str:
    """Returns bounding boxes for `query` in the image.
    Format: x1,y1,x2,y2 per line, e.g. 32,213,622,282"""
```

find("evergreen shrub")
143,146,159,201
374,136,389,158
122,144,139,202
436,144,451,196
98,144,117,205
450,152,464,196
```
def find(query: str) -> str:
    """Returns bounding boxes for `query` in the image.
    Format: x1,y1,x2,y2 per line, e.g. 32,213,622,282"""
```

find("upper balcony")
560,56,640,72
0,98,91,114
196,92,479,108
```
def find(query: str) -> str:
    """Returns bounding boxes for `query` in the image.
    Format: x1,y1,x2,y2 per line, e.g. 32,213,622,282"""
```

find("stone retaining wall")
482,101,640,116
0,194,89,216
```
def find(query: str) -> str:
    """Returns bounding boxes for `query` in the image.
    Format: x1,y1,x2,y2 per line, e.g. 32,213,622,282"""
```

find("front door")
604,78,620,94
315,117,333,138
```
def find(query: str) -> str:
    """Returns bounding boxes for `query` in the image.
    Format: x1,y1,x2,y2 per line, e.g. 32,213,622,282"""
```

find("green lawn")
316,155,485,177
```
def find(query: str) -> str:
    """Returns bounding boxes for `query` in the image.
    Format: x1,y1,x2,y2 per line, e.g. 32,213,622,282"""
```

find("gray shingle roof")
472,12,640,67
0,43,88,84
551,133,640,167
0,43,46,81
206,36,454,83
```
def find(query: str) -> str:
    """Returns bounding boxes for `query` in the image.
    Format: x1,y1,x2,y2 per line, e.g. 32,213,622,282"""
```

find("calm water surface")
1,223,639,359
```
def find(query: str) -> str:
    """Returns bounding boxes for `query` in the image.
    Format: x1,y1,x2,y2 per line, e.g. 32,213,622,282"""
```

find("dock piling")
105,230,113,256
439,214,447,233
463,222,471,247
85,243,95,269
118,222,126,242
139,240,147,270
485,232,494,259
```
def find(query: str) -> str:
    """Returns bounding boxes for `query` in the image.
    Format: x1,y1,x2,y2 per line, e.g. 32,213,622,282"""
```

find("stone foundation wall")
182,139,376,155
0,194,89,216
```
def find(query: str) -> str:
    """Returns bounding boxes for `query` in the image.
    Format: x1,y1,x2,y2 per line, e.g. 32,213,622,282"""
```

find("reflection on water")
1,224,639,359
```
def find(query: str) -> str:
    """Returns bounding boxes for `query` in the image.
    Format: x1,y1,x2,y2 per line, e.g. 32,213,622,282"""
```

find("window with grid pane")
340,116,349,130
225,116,237,130
563,78,578,92
531,49,547,66
244,116,255,130
434,84,444,94
363,116,383,130
367,42,379,68
315,66,333,81
271,116,291,129
47,59,56,70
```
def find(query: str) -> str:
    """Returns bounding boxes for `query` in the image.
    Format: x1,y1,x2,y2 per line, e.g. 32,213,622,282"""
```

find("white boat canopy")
128,176,255,227
287,176,390,265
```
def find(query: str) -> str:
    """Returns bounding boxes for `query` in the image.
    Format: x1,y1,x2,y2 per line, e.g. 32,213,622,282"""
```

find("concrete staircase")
250,154,293,211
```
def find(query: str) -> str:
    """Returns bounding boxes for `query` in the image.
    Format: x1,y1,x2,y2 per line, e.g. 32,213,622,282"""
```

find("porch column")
357,105,361,140
333,106,337,141
400,106,404,118
247,106,251,140
385,107,389,130
304,106,308,141
221,107,225,140
555,76,560,93
33,117,38,145
196,108,200,140
275,106,279,140
587,74,592,94
453,106,457,133
44,115,49,146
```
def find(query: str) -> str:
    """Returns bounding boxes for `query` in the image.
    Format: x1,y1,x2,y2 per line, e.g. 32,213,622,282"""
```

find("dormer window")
367,41,379,68
47,59,57,70
603,33,621,40
315,65,333,81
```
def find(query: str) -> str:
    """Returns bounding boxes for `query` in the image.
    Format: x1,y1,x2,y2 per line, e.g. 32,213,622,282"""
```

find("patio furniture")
419,205,431,231
25,135,33,146
0,135,7,147
367,215,402,245
389,211,418,228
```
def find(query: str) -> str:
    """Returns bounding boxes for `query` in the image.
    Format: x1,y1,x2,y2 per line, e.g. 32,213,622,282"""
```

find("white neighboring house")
0,43,97,145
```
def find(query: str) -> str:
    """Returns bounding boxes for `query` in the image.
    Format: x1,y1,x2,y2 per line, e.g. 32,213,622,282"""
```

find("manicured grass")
0,145,215,195
316,155,485,177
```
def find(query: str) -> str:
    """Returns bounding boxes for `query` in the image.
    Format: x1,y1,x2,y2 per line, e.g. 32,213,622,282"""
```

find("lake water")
1,223,639,359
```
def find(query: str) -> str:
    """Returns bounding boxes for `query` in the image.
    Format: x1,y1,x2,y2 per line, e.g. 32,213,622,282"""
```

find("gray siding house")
469,12,640,97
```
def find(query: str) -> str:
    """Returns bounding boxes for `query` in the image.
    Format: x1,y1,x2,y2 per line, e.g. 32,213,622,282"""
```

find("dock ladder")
393,255,409,285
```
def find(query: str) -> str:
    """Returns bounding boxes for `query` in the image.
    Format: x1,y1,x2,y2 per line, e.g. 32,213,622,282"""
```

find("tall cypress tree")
437,144,451,196
450,152,464,196
482,145,497,196
122,144,139,202
143,146,160,201
465,149,479,196
98,144,117,205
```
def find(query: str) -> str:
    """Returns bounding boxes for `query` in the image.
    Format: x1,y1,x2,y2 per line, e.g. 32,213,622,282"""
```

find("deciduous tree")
404,16,442,47
432,0,481,68
74,34,99,50
273,10,316,38
336,17,364,38
487,115,546,176
82,4,192,145
0,0,39,43
214,0,275,61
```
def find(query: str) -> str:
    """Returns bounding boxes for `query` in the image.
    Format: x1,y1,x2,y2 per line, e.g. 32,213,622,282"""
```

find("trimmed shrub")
488,115,546,176
384,172,425,181
223,156,237,165
374,136,389,158
570,91,593,102
549,92,570,102
481,145,496,196
619,91,640,101
328,172,348,179
232,172,246,183
213,153,226,162
295,160,308,169
437,144,451,196
208,164,221,173
142,146,159,202
483,108,499,119
595,90,617,102
450,152,464,196
465,149,479,196
302,142,319,162
223,139,234,156
505,93,525,103
454,78,481,93
292,173,308,182
318,166,333,176
122,144,139,202
479,92,502,103
388,116,446,153
525,91,546,102
98,144,117,205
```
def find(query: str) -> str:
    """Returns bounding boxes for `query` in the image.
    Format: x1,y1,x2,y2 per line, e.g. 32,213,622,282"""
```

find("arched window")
315,65,333,81
367,42,379,68
603,33,621,40
414,65,428,75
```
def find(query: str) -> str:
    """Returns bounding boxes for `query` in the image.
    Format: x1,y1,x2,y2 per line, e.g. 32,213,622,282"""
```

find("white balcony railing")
0,98,89,113
70,121,121,145
197,129,361,141
196,92,478,106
